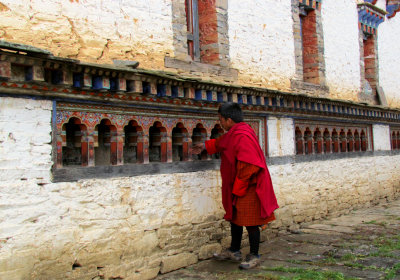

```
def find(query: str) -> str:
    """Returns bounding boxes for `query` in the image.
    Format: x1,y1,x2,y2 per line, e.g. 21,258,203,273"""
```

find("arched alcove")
354,130,360,151
210,124,224,159
361,130,367,151
304,128,312,154
62,117,87,166
192,124,207,160
124,120,143,164
332,130,339,153
172,123,189,161
347,130,354,152
95,119,117,166
339,130,346,152
295,127,303,155
314,129,322,154
149,121,167,162
323,129,330,153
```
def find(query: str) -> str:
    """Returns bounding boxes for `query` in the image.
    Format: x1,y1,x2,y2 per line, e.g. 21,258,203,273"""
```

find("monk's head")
218,103,243,131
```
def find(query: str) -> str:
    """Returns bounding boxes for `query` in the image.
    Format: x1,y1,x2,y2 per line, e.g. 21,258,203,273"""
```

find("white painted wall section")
228,0,296,90
322,0,361,101
378,14,400,108
0,97,52,183
373,124,391,151
267,117,295,157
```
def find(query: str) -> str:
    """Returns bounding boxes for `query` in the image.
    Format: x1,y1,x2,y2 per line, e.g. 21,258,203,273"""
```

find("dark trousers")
229,222,260,256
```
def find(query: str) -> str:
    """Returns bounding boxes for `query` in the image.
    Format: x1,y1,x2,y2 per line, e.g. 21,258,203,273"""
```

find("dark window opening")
62,118,84,166
95,119,116,166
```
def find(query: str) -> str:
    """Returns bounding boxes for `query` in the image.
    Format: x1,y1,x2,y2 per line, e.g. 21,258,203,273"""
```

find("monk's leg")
246,225,260,256
230,222,243,251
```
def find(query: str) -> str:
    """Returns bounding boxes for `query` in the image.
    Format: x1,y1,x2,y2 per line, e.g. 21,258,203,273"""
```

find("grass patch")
262,266,358,280
384,262,400,279
373,235,400,254
323,256,338,265
363,220,387,227
340,253,357,262
346,263,383,271
363,220,378,224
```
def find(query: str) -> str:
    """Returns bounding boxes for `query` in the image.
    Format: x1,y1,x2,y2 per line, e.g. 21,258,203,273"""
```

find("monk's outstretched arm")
204,137,222,155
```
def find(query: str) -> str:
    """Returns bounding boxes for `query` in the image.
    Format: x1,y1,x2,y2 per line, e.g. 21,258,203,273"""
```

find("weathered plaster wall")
0,0,398,108
378,14,400,108
271,155,400,227
373,124,391,151
267,117,295,157
0,97,52,182
0,0,174,69
228,0,296,90
0,97,399,279
322,0,361,101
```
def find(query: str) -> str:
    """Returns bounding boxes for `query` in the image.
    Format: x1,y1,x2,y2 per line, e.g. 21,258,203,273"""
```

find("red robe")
205,122,279,221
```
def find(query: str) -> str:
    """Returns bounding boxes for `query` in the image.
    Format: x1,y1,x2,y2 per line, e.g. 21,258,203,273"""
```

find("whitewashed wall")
378,14,400,108
0,97,52,182
0,1,398,108
228,0,296,90
373,124,391,151
267,117,295,157
321,0,361,101
0,97,399,279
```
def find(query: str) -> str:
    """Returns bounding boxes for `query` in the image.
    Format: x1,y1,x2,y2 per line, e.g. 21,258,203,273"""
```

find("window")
391,128,400,150
95,119,117,166
62,117,87,166
357,2,386,104
185,0,219,64
300,8,319,84
185,0,200,60
292,0,327,89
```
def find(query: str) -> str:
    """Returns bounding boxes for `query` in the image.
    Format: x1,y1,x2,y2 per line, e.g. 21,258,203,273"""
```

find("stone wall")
0,97,399,279
0,0,174,69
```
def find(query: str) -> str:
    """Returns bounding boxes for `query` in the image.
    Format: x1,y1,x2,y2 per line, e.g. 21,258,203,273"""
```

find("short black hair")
218,102,243,123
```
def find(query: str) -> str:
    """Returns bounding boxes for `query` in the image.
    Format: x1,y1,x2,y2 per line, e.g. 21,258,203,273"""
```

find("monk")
193,102,279,269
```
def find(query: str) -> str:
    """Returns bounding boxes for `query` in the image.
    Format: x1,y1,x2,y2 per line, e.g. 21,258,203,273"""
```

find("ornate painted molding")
387,0,400,18
0,40,399,124
299,0,322,11
357,2,387,35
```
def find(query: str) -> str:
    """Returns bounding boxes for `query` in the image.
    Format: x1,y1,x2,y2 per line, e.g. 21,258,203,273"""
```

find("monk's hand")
192,143,205,154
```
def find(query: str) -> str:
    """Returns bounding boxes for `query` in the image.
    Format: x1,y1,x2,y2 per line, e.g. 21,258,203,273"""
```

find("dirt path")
156,199,400,280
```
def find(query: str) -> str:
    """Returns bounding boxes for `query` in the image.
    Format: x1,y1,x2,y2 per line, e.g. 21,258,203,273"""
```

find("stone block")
127,267,160,280
0,268,31,280
160,253,197,274
30,260,72,280
198,243,221,260
130,231,159,257
75,250,121,268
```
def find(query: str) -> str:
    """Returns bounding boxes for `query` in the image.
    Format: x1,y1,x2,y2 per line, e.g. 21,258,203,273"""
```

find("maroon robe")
206,122,279,221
